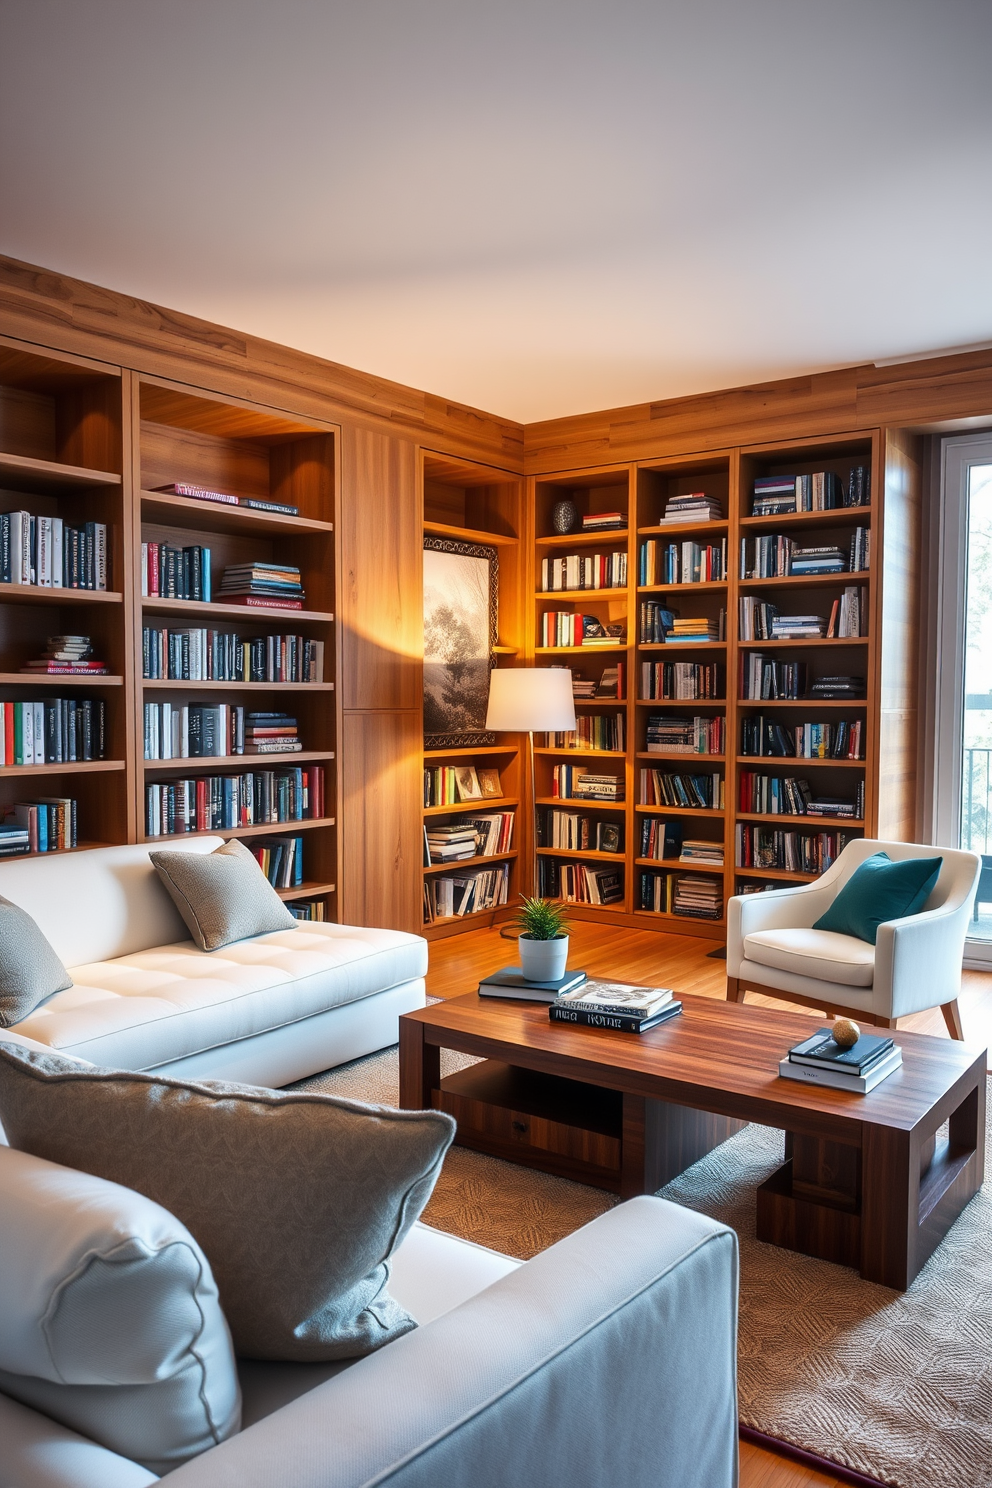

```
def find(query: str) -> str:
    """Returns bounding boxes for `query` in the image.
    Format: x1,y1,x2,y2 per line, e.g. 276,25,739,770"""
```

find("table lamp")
485,667,577,899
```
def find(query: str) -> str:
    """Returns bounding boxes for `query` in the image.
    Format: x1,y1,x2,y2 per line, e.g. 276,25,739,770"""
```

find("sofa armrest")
165,1197,739,1488
874,903,971,1018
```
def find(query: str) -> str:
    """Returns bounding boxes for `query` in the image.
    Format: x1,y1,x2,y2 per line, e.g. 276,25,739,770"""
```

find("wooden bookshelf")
133,375,340,916
420,451,526,938
0,337,132,849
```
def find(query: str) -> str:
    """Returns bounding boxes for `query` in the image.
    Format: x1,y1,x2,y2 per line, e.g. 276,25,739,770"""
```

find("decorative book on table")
478,966,588,1002
550,979,682,1033
779,1028,902,1092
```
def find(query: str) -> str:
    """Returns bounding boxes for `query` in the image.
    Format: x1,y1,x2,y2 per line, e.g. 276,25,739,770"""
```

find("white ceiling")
2,0,992,424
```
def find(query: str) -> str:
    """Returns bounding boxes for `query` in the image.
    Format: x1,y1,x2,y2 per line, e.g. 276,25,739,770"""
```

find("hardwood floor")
425,920,992,1488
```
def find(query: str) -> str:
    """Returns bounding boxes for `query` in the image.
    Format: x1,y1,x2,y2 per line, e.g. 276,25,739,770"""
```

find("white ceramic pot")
518,934,569,983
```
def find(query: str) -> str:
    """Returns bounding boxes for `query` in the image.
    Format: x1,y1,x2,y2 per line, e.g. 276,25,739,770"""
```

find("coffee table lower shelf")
433,1059,744,1196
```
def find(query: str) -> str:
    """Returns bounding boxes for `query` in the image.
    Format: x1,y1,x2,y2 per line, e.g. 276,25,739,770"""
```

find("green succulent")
513,895,571,941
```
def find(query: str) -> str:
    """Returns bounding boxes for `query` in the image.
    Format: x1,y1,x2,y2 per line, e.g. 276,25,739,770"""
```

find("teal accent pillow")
813,851,943,944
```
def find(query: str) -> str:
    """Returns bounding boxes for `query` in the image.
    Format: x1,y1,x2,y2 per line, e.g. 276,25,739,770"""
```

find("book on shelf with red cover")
155,483,239,507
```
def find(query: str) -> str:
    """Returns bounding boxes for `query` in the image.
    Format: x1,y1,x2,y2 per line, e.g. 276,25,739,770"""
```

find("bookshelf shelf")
535,530,628,548
638,521,729,538
423,746,517,759
142,597,334,624
533,746,625,758
0,451,121,495
534,644,629,655
739,508,869,530
634,804,724,818
637,581,727,594
637,641,726,652
536,588,628,602
738,638,870,649
739,573,870,590
634,909,726,930
423,797,521,817
736,755,865,768
636,751,724,763
140,490,334,538
0,672,123,687
142,680,335,693
634,857,725,874
423,851,518,875
0,585,123,607
277,881,336,902
736,812,864,827
142,816,336,845
535,795,625,812
0,759,126,778
736,698,867,709
536,846,624,862
734,865,817,882
423,519,518,547
143,750,333,773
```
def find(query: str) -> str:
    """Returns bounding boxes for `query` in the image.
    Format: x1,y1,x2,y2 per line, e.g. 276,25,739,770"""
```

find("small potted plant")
513,895,571,982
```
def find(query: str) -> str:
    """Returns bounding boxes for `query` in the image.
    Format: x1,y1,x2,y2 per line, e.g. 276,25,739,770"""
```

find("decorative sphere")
832,1017,861,1048
551,498,579,534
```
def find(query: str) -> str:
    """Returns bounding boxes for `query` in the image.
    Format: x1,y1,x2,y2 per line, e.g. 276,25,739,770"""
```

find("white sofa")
0,1164,740,1488
0,839,427,1085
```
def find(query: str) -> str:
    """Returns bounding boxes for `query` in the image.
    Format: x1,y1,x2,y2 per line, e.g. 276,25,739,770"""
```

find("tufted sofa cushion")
13,923,428,1070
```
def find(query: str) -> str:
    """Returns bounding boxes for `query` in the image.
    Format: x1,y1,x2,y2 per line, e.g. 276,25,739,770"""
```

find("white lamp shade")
485,668,577,733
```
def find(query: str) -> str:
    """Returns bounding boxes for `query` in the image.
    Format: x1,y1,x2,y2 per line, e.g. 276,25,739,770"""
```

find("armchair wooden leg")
726,977,744,1004
941,999,965,1041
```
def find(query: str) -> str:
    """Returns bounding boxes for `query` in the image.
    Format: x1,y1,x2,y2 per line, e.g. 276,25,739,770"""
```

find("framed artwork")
424,535,498,748
454,765,483,801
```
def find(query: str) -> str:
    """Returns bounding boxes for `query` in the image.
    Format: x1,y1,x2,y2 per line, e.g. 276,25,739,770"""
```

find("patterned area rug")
297,1049,992,1488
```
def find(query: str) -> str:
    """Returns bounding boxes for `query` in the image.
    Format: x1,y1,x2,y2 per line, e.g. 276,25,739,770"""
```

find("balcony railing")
963,747,992,856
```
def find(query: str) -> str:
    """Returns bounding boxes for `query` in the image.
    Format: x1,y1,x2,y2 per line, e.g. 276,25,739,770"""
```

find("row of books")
144,765,325,836
740,717,864,760
0,513,108,590
540,714,625,752
422,862,510,922
657,493,723,524
249,836,303,889
639,768,724,811
751,467,869,516
740,656,866,700
141,544,211,601
781,1028,901,1092
0,798,77,855
154,483,299,518
639,603,724,644
551,765,624,801
638,816,724,866
143,705,302,760
640,660,724,700
217,563,304,609
645,713,725,754
541,552,627,591
536,857,624,904
423,764,502,808
570,663,624,699
424,813,515,863
735,824,854,873
537,809,622,854
540,613,626,648
141,628,325,683
739,772,863,818
639,538,727,586
739,529,869,579
0,698,106,765
739,600,825,641
639,870,723,918
288,900,328,922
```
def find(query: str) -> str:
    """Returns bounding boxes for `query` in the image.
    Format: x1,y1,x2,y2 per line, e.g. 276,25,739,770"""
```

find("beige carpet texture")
298,1048,992,1488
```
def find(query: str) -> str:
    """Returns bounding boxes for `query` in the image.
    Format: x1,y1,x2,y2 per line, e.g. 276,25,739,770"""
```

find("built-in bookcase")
133,377,340,915
520,431,911,941
421,452,525,940
0,336,131,851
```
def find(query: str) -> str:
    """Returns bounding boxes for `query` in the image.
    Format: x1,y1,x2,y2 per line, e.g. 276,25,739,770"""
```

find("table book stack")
550,980,682,1033
779,1029,902,1092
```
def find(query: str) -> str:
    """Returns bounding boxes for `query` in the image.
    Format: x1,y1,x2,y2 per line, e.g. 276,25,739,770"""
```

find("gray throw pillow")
0,1043,456,1363
150,837,296,951
0,896,73,1027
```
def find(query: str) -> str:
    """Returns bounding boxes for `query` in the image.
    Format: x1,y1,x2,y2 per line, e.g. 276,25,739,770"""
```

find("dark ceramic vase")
551,498,579,534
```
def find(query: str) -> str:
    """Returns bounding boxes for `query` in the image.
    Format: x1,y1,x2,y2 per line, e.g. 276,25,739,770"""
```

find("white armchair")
727,839,980,1038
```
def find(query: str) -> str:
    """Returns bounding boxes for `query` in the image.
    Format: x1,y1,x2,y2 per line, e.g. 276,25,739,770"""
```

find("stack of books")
571,771,624,801
245,712,301,754
679,839,724,866
807,785,864,819
218,563,304,609
646,713,725,754
21,636,107,675
667,617,721,644
780,1028,901,1092
571,674,598,699
752,476,799,516
660,493,722,523
673,874,723,918
809,675,865,699
0,822,30,857
425,824,479,863
770,614,827,640
478,966,587,1003
550,979,681,1033
581,512,626,533
154,483,298,517
790,545,846,576
5,798,76,852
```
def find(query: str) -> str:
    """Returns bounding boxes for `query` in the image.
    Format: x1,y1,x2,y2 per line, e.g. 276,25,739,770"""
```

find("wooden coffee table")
399,992,986,1289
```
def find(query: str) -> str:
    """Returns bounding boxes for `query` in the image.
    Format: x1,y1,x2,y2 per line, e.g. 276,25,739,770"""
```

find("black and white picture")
423,536,498,747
